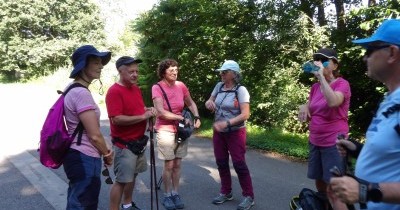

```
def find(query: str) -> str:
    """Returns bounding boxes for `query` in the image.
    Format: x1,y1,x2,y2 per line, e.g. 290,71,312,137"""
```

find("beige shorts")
156,130,188,160
113,146,148,183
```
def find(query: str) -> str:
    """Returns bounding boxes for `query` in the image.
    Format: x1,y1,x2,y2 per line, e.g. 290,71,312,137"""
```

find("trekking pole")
337,134,356,210
149,117,159,210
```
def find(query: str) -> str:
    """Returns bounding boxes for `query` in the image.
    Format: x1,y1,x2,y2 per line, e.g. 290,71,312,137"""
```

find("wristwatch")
368,183,383,203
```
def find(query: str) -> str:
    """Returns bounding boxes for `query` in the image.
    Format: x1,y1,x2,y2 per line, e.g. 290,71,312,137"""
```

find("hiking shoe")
121,202,142,210
162,196,176,210
172,194,184,209
212,192,233,204
237,196,255,210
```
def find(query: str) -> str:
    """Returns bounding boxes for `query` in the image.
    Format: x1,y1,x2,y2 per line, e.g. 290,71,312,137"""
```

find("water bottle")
302,61,329,73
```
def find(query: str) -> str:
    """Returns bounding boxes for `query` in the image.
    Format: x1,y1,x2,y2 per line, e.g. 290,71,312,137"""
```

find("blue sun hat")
69,45,112,78
216,60,240,73
353,19,400,47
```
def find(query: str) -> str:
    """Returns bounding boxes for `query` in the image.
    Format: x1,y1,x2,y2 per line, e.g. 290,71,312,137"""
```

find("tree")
133,0,400,137
0,0,107,81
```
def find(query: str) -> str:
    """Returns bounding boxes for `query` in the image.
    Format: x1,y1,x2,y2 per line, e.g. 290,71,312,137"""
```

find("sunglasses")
365,45,391,57
313,57,329,63
220,70,230,74
102,165,113,184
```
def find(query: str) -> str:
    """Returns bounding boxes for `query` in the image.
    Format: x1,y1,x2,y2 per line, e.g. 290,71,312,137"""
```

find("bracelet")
194,116,200,120
103,150,112,158
226,120,231,128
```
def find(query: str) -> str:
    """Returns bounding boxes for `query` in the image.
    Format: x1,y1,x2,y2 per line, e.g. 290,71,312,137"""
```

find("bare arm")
213,102,250,132
313,63,344,107
78,110,113,165
184,95,201,128
330,177,400,204
380,183,400,203
318,76,345,107
298,102,310,122
110,107,156,126
205,95,217,112
153,97,183,121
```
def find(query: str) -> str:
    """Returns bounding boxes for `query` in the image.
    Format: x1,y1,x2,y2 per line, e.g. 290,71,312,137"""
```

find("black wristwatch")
368,183,383,203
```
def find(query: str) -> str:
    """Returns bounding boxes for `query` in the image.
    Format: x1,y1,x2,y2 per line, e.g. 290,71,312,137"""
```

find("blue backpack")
39,83,86,169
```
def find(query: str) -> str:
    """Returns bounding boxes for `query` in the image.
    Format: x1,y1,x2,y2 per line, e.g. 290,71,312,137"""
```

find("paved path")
0,84,315,209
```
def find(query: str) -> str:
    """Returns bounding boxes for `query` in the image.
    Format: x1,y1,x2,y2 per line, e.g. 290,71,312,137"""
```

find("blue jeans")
63,149,102,210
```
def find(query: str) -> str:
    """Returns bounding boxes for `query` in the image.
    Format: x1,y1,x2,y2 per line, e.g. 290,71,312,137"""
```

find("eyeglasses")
102,165,113,184
167,68,178,73
365,45,391,57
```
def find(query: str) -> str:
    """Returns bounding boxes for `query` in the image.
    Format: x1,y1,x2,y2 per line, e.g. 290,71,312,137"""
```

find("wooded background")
1,0,399,137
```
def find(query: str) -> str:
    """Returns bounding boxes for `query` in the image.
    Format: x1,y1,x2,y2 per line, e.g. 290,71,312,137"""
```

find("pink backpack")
39,83,85,169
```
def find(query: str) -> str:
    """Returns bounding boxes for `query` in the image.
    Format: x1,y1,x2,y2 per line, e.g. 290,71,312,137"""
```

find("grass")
195,118,309,161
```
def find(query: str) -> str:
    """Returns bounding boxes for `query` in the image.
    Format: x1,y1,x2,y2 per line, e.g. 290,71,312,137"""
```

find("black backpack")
290,188,332,210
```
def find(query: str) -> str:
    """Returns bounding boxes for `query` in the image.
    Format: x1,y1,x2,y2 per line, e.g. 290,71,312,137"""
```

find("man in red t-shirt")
106,56,157,210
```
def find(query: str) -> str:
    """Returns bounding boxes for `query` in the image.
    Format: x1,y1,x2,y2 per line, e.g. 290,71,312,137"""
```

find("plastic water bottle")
302,61,329,73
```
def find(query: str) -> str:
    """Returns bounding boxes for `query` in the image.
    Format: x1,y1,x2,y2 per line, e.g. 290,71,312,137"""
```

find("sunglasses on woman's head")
102,166,113,184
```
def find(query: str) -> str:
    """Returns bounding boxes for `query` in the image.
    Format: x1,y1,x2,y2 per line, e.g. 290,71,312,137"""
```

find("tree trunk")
368,0,377,6
316,0,326,26
334,0,345,30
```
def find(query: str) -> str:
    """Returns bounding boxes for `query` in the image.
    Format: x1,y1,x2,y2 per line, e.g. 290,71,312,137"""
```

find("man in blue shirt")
329,19,400,210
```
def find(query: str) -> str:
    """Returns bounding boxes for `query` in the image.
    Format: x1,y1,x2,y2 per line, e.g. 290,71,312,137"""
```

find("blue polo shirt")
356,87,400,210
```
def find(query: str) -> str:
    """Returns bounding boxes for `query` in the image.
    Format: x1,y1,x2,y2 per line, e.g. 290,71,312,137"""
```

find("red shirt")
106,83,147,148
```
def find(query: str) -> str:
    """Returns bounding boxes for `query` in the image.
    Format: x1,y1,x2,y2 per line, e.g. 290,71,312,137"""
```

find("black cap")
116,56,143,69
313,48,339,62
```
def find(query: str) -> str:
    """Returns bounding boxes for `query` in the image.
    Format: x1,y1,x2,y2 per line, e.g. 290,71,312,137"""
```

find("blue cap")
216,60,240,72
70,45,111,78
116,56,143,69
353,19,400,47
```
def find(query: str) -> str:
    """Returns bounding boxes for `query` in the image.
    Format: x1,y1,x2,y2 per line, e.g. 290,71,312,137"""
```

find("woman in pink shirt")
298,48,351,209
63,45,114,210
152,59,201,210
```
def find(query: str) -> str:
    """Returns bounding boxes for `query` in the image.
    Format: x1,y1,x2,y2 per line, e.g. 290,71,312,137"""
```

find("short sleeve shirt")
64,84,101,158
211,82,250,132
308,77,351,146
105,83,147,143
355,88,400,210
152,81,189,132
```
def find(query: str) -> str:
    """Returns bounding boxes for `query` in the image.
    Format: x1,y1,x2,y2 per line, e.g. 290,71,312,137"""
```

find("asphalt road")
0,84,315,210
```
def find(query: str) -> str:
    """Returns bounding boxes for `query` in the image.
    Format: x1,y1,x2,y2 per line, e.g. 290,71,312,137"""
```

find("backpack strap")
216,83,242,102
61,83,87,145
155,83,173,113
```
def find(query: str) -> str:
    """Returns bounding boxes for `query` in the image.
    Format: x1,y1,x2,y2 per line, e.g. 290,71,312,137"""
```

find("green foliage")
133,0,332,133
196,118,309,160
133,0,400,138
331,1,400,136
0,0,107,81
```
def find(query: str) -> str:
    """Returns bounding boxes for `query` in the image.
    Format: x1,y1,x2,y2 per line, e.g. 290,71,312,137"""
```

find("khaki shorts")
156,130,188,160
113,146,148,183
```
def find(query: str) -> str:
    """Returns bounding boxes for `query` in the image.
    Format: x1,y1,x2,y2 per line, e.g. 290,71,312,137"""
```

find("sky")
94,0,159,43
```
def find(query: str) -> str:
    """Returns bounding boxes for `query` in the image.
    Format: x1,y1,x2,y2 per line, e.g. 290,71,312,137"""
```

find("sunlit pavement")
0,84,316,210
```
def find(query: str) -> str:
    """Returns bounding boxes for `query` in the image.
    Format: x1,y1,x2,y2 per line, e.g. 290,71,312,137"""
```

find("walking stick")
149,117,159,210
337,134,356,210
